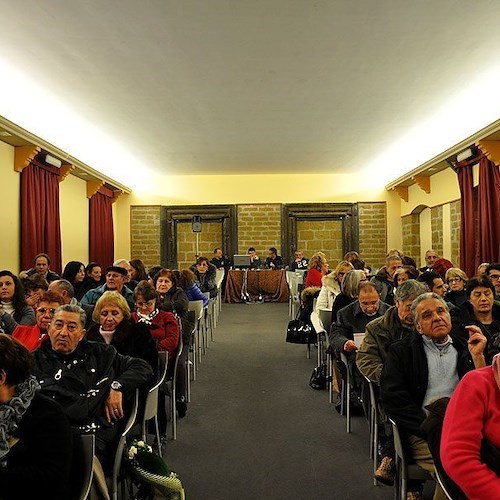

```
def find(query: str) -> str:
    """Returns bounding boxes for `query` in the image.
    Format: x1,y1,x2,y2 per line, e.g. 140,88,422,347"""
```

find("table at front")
224,269,289,303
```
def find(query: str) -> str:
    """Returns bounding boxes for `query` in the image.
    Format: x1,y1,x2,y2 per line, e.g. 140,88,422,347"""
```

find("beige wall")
59,174,89,265
0,142,20,271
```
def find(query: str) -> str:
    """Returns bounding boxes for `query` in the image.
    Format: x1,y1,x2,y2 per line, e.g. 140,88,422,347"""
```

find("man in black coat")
381,293,487,500
34,304,153,471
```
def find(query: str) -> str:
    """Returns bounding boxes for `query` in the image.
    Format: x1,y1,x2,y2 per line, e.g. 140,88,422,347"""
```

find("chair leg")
346,366,351,433
328,356,334,403
186,361,192,402
154,415,161,455
306,342,311,359
373,419,379,486
172,385,177,440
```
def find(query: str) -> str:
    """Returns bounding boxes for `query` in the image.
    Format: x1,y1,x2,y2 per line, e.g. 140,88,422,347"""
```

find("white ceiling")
1,0,500,186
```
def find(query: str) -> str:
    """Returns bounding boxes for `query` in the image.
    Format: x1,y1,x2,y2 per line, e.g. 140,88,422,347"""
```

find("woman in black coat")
86,290,158,376
0,334,73,500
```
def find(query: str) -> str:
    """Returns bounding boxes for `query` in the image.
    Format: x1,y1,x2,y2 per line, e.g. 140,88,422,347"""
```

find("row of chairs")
75,272,227,499
304,307,452,499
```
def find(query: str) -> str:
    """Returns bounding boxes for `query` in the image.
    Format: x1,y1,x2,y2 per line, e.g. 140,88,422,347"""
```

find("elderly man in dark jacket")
34,304,153,471
381,293,487,500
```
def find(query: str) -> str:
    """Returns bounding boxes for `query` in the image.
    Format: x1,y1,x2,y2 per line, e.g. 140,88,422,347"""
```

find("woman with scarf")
0,334,72,500
440,353,500,499
132,280,180,363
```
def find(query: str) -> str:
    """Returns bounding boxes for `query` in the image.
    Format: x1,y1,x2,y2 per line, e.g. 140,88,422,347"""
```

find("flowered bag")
127,440,185,500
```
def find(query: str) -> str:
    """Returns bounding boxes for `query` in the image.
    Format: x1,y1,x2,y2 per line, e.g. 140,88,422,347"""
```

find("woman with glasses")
445,267,469,307
11,291,65,350
132,280,180,363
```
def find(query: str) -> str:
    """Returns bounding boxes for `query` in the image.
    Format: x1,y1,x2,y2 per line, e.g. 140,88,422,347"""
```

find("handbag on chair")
286,308,314,344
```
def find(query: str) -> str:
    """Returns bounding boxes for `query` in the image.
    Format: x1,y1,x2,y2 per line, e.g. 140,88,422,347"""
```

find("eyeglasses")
446,277,463,283
488,274,500,281
36,307,57,316
136,300,156,308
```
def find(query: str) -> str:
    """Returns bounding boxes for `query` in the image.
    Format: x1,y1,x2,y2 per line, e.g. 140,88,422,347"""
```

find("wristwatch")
111,381,123,392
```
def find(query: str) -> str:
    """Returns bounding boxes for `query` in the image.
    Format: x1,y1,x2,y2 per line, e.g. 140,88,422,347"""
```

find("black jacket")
0,393,73,500
380,332,475,439
158,287,194,343
34,339,153,430
86,319,158,375
329,300,390,352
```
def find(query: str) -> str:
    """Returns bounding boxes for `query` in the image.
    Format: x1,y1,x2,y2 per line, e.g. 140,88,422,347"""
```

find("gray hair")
113,259,130,268
386,254,403,264
52,279,75,298
341,270,366,298
53,304,87,328
395,279,428,302
410,292,449,324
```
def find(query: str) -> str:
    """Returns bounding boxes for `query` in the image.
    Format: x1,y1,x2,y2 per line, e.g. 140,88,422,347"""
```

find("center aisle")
166,303,393,500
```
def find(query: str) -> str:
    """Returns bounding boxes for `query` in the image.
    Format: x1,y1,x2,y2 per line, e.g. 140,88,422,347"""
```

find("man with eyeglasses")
485,263,500,304
12,290,65,351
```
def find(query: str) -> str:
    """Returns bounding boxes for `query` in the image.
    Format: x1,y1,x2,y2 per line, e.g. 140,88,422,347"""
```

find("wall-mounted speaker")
192,215,202,233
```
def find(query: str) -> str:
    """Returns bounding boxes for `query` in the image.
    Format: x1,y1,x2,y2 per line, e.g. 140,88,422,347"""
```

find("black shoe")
176,397,187,418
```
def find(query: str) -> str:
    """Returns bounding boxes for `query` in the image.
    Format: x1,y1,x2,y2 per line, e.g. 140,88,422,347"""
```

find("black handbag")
286,307,314,344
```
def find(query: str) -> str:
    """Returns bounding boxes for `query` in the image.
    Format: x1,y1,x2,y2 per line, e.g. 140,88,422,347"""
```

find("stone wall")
402,213,421,265
176,221,222,270
431,205,444,257
237,204,281,256
358,202,387,270
297,219,343,264
130,205,161,269
449,200,460,267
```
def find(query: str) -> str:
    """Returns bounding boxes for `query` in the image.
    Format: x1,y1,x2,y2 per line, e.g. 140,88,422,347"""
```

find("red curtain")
456,162,477,278
89,186,114,269
478,157,500,263
20,161,62,273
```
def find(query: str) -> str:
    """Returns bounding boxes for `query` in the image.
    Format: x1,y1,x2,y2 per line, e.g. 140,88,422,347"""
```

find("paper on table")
353,332,365,348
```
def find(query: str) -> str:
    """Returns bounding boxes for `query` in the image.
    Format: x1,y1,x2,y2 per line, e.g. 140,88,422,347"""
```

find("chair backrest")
188,300,204,322
110,389,140,496
143,351,169,422
70,433,95,500
215,269,225,287
318,308,333,335
172,334,183,381
388,417,406,463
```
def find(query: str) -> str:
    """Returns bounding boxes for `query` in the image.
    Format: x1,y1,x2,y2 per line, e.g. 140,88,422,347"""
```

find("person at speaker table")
265,247,284,270
381,293,487,500
444,267,468,308
175,269,209,307
304,252,328,288
370,254,403,306
33,304,153,473
12,291,65,351
25,253,61,284
440,354,500,500
210,247,231,271
190,256,218,299
290,250,308,271
86,291,158,374
81,265,135,310
0,271,35,333
247,247,262,269
0,334,73,500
